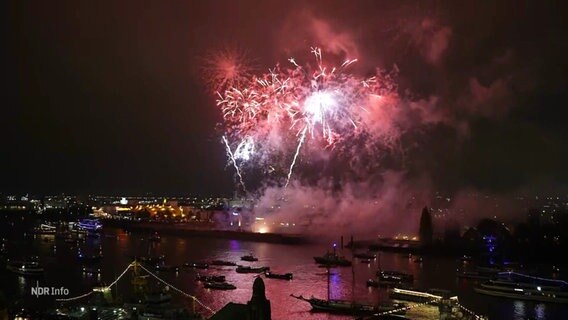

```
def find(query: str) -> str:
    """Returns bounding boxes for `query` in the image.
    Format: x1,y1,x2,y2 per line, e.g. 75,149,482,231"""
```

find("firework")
201,46,254,93
213,47,398,190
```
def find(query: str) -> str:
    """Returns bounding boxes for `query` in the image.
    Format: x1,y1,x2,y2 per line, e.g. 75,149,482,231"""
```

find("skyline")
2,1,568,196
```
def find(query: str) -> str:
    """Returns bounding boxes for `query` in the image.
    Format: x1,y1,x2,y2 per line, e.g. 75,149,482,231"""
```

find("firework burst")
212,47,398,192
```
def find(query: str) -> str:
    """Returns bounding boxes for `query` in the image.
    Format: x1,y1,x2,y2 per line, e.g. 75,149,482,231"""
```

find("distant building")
210,277,271,320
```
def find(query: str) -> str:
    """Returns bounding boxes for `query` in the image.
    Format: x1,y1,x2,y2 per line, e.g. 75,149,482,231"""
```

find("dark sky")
2,1,568,196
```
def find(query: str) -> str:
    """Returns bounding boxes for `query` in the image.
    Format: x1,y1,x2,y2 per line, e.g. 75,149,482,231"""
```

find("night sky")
2,1,568,196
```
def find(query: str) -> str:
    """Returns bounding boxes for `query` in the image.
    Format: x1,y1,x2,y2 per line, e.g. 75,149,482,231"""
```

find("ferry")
210,260,236,266
77,218,102,231
184,262,209,269
474,272,568,303
389,287,458,305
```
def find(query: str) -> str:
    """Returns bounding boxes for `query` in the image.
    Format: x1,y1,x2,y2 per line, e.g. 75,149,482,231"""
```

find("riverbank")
103,219,310,244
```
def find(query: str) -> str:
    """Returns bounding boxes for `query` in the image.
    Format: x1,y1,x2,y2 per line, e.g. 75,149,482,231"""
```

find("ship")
474,272,568,303
78,218,103,231
290,295,406,316
264,271,293,280
236,265,270,273
241,254,258,262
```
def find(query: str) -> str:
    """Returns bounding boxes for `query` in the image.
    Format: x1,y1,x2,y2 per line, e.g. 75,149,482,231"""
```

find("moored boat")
196,274,225,282
241,254,258,262
210,260,236,266
290,295,406,316
204,282,236,290
389,287,458,305
7,260,44,276
314,252,352,267
236,265,270,273
264,271,293,280
474,273,568,303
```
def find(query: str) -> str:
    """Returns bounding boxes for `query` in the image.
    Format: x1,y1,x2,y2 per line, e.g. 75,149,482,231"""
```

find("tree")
419,206,433,246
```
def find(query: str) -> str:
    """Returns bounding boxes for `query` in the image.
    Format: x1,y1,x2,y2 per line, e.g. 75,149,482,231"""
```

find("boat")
360,259,372,264
32,223,57,235
7,260,44,276
241,254,258,262
77,218,102,231
204,282,236,290
389,287,458,305
210,260,236,266
377,270,414,283
474,272,568,303
149,232,161,242
77,252,103,264
236,265,270,273
459,255,473,262
184,262,209,269
81,266,101,275
132,255,166,265
196,274,225,282
457,270,494,280
290,295,406,316
264,271,293,280
353,252,376,259
154,264,179,272
314,252,352,267
413,257,423,263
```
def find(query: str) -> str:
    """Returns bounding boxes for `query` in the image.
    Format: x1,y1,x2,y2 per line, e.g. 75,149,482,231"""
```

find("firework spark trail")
285,127,307,188
222,136,247,193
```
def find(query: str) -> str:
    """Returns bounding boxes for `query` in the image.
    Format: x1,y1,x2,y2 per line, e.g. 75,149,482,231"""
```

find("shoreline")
103,219,310,244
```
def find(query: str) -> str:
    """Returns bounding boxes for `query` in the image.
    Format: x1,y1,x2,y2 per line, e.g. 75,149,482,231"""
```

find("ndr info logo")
31,281,69,298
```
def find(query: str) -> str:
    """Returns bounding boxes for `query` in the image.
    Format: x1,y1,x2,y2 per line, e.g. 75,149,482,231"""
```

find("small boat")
149,232,161,242
211,260,236,266
474,272,568,303
155,264,179,272
196,274,226,282
184,262,209,269
314,252,351,267
264,271,293,280
204,282,236,290
132,255,166,265
77,252,103,264
7,260,44,276
77,218,102,231
236,265,270,273
81,266,101,275
241,254,258,262
32,224,57,235
290,295,406,316
353,252,376,259
377,271,414,283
